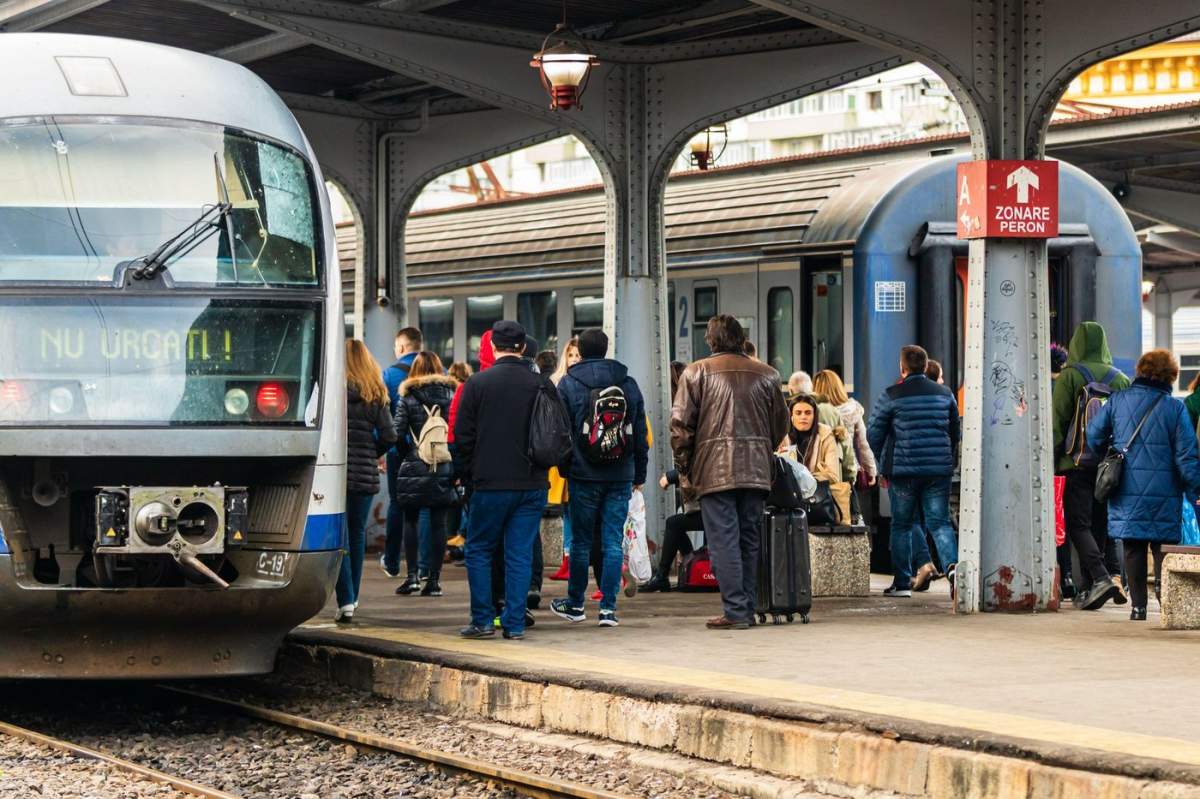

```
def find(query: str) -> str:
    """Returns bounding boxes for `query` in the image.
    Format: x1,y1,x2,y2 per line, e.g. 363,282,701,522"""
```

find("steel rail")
159,686,635,799
0,718,242,799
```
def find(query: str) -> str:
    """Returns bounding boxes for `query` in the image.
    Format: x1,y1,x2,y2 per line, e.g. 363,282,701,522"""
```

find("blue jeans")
335,492,376,608
889,477,957,589
567,481,632,612
383,452,403,574
465,489,546,633
562,513,572,556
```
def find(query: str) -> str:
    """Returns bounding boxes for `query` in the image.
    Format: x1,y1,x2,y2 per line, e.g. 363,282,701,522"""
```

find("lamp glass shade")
540,53,592,88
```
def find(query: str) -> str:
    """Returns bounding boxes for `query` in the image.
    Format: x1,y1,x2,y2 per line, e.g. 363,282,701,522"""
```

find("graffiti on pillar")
988,320,1026,426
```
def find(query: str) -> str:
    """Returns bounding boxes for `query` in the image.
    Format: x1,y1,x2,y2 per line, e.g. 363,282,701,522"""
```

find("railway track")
0,718,238,799
159,685,636,799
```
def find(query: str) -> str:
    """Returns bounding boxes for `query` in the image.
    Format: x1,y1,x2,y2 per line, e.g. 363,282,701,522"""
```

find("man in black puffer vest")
454,321,549,640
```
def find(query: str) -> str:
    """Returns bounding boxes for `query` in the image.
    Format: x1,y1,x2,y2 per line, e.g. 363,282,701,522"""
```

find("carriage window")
572,294,603,334
767,287,794,376
809,270,843,374
467,294,503,370
518,291,557,354
692,285,718,359
418,298,454,366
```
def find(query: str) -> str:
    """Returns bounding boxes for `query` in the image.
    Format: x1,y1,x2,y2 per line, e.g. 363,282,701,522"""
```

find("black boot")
395,573,421,595
640,571,672,593
1130,606,1147,621
420,575,442,597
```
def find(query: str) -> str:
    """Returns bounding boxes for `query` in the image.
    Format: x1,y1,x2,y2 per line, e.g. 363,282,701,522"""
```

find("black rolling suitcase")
755,509,813,625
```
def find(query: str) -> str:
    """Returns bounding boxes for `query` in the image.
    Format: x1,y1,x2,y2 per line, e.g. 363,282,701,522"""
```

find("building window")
692,285,718,360
418,297,454,365
867,90,883,110
518,290,557,355
847,94,857,111
767,287,794,378
467,294,503,370
572,294,604,335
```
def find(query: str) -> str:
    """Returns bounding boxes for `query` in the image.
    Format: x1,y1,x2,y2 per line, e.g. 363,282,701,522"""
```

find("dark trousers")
1063,468,1111,588
383,452,404,575
656,510,702,577
403,506,449,580
699,489,766,623
1122,540,1164,608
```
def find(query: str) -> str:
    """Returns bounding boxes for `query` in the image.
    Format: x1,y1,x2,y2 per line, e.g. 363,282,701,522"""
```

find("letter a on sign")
956,160,1058,239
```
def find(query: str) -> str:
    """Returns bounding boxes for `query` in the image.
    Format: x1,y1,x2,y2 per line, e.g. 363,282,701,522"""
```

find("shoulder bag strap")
1122,394,1166,453
1073,364,1095,384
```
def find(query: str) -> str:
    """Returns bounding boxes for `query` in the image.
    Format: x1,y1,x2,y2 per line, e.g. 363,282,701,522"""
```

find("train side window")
693,285,718,359
467,294,503,370
418,297,454,366
807,270,843,374
517,291,557,354
572,294,604,334
767,287,794,376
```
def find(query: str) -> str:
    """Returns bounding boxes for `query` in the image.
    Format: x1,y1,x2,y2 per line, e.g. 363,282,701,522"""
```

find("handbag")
768,455,805,510
1094,394,1164,502
805,480,842,525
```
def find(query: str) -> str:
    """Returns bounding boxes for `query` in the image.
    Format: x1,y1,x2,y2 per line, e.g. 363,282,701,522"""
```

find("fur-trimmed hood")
399,373,458,397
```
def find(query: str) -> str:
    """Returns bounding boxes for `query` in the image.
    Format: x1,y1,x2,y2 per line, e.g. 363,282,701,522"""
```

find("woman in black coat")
337,340,397,623
392,351,458,597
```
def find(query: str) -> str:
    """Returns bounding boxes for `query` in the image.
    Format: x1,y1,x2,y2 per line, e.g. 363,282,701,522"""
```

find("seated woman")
640,469,703,592
780,393,849,522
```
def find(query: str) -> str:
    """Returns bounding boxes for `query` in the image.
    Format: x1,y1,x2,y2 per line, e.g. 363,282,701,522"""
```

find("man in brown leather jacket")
670,315,790,629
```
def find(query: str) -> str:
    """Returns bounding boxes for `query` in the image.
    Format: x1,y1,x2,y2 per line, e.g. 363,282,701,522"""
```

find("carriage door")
804,258,845,375
758,263,800,378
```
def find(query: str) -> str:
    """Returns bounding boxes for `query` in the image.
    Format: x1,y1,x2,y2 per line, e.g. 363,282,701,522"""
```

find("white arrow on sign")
1006,165,1039,204
960,212,972,229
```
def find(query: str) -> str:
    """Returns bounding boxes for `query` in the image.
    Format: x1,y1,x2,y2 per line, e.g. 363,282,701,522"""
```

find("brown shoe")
911,562,938,592
706,615,751,630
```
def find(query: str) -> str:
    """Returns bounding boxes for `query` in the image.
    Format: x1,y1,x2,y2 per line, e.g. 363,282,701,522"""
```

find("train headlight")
48,386,73,415
224,387,250,416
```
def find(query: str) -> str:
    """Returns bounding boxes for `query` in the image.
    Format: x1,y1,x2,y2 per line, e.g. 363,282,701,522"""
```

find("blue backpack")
1064,364,1118,467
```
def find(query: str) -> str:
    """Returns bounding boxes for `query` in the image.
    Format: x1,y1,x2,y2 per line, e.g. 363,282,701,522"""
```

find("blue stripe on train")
0,521,7,555
301,512,346,551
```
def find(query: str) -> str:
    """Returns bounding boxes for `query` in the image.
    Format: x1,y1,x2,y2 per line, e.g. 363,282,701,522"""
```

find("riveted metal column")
956,0,1055,612
1154,284,1172,352
598,64,672,544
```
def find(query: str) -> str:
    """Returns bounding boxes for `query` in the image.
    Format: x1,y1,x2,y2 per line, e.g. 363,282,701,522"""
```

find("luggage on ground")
756,509,812,624
677,548,720,592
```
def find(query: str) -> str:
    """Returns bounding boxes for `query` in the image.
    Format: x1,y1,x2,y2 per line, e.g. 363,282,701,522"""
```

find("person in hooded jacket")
392,350,458,598
337,340,398,623
1052,321,1131,610
1087,349,1200,620
550,328,648,628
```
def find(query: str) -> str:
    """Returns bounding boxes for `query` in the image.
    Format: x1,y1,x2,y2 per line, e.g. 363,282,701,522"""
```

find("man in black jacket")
454,320,549,639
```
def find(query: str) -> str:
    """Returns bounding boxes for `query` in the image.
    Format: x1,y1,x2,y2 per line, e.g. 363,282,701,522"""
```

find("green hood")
1066,321,1113,367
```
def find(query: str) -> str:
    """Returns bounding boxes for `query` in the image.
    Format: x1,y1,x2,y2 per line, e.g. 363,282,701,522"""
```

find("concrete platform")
291,565,1200,794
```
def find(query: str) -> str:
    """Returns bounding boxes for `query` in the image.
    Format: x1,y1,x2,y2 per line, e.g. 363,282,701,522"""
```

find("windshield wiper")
128,201,232,282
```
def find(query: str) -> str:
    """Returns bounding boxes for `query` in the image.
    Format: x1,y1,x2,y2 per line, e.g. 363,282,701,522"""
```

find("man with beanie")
551,328,648,628
454,321,548,640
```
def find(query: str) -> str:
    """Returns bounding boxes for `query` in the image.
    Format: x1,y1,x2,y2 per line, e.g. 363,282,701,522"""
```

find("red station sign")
955,159,1059,239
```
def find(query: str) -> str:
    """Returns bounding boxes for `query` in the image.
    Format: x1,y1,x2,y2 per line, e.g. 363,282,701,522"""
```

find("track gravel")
0,732,191,799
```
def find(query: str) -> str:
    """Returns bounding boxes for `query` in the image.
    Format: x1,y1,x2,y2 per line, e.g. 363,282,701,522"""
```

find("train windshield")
0,119,320,286
0,297,319,427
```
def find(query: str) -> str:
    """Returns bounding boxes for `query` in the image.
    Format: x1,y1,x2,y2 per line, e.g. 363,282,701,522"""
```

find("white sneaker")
334,605,354,623
882,586,912,598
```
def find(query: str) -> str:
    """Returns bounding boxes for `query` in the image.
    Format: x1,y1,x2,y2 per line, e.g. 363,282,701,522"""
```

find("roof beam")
1078,149,1200,173
0,0,111,31
603,0,763,43
210,0,455,64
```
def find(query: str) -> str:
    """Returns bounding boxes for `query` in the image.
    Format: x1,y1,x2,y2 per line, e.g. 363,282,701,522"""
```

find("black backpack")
767,455,804,510
581,385,632,464
528,379,573,470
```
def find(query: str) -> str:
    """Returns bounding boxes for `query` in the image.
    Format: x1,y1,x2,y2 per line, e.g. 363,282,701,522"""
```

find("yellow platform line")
306,623,1200,768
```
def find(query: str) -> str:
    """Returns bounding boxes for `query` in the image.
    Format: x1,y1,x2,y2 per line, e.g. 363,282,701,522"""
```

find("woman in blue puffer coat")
1088,349,1200,620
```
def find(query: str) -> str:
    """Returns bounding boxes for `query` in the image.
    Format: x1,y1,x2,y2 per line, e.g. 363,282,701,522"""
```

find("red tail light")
0,381,27,405
255,382,290,418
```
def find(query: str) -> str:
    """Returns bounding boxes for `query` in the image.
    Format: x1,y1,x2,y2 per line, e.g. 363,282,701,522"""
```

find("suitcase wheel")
757,613,766,625
786,613,794,623
771,614,782,625
800,613,810,624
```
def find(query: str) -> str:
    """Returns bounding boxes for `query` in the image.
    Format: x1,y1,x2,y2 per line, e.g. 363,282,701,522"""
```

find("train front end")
0,35,346,678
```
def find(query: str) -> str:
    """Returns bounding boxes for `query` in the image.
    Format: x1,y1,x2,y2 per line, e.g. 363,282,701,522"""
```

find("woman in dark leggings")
640,470,704,592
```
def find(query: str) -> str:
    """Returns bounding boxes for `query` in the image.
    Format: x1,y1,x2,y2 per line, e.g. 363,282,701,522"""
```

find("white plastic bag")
623,489,652,583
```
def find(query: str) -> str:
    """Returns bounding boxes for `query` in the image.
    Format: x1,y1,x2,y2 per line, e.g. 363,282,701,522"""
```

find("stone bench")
1161,545,1200,629
808,525,871,597
539,507,565,567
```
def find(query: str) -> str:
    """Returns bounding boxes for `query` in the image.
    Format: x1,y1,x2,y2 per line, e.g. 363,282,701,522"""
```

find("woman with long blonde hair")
548,337,582,581
813,368,876,526
337,340,398,623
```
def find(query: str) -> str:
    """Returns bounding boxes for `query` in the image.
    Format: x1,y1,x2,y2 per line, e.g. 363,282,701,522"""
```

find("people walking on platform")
550,328,648,628
454,321,548,640
867,345,959,600
1087,349,1200,620
381,326,423,581
1052,321,1130,609
336,340,398,624
548,337,581,583
813,369,877,526
671,314,789,630
392,351,458,598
